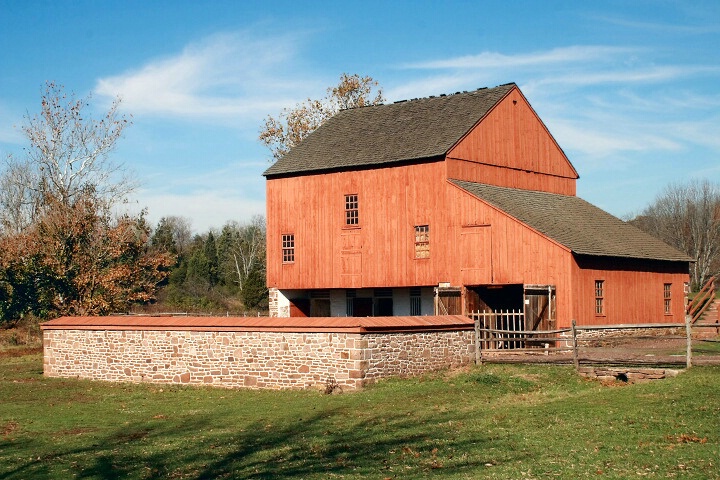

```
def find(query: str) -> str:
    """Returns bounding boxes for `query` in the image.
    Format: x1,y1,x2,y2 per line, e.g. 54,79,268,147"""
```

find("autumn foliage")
0,83,173,324
259,73,384,161
0,193,174,322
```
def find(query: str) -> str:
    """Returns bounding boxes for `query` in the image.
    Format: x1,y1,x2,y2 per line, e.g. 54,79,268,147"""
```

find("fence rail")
474,315,718,369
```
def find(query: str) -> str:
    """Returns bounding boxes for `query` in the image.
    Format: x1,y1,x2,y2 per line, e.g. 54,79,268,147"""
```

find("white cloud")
548,118,682,161
95,31,319,125
405,46,637,70
135,189,266,234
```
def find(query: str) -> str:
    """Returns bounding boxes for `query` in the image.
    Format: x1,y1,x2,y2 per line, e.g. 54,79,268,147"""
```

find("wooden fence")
473,314,718,370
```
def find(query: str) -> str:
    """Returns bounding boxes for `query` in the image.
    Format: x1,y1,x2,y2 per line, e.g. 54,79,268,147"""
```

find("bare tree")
259,73,384,161
630,179,720,289
218,216,266,292
0,82,134,232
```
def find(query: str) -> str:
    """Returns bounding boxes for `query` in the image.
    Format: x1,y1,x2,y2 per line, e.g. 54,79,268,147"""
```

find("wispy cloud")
405,46,637,70
95,30,319,125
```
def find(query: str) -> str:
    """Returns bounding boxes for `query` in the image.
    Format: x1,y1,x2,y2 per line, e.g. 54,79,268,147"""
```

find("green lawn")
1,354,718,479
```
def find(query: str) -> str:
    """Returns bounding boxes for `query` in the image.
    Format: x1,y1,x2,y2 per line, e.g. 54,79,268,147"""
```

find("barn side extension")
41,316,474,390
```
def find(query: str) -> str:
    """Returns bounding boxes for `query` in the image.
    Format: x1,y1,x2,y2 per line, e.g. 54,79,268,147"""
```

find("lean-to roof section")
451,179,691,262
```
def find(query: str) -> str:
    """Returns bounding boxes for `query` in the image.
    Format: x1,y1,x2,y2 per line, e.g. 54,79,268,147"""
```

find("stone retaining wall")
578,366,681,383
43,326,474,391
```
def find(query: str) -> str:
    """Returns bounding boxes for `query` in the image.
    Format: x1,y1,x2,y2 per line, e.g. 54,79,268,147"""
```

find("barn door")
435,288,462,315
524,285,556,331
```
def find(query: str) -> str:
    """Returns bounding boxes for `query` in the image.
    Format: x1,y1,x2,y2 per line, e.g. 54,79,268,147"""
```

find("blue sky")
1,0,718,233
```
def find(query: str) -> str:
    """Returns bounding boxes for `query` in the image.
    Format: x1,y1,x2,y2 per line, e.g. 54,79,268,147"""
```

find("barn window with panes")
664,283,672,314
345,194,359,226
414,225,429,259
282,234,295,263
595,280,604,315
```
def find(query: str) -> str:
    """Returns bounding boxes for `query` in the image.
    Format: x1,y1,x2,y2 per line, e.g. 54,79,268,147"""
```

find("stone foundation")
578,366,681,383
42,316,474,390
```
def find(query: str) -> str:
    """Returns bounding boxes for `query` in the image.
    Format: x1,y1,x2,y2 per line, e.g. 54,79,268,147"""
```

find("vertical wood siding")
446,87,577,195
570,257,689,326
266,161,452,290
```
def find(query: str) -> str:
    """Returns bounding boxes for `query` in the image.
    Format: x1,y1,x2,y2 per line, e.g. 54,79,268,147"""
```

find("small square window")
414,225,429,259
345,194,359,225
282,234,295,263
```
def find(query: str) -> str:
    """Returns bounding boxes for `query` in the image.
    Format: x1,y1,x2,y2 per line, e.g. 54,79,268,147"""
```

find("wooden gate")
471,309,526,349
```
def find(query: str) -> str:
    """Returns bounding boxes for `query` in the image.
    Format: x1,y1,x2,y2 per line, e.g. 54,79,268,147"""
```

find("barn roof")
263,83,517,177
451,179,691,262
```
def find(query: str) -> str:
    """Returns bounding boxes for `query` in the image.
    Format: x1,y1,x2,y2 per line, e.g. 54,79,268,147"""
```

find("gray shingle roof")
451,179,691,262
263,84,517,177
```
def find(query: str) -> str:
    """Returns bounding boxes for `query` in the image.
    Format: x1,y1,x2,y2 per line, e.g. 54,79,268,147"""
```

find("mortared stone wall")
42,323,474,390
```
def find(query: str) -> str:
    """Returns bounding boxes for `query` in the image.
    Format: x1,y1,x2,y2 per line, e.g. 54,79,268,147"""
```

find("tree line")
149,215,267,314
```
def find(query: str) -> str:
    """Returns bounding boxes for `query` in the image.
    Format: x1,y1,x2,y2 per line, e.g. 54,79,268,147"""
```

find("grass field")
1,354,718,479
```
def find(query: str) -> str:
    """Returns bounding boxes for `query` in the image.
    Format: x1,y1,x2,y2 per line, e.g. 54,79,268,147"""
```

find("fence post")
474,313,482,365
685,314,692,369
571,319,579,371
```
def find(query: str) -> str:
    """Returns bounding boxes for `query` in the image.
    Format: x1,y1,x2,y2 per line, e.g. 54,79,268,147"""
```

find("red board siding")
446,159,576,196
446,88,577,195
266,161,452,290
570,257,689,326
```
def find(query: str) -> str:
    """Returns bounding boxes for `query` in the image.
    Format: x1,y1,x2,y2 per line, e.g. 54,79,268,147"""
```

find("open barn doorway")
466,284,556,349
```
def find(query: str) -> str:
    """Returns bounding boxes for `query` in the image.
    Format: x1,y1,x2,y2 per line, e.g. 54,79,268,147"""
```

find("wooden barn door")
524,285,556,331
435,288,462,315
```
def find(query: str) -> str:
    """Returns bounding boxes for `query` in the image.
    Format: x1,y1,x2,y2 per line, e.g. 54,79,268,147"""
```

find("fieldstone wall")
363,331,474,380
578,366,681,383
43,327,475,390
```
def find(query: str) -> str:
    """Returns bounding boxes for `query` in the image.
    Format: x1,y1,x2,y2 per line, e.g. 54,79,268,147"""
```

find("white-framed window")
345,194,359,226
282,234,295,263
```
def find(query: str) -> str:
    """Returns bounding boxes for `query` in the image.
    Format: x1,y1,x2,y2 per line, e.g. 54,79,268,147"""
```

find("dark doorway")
374,297,394,316
353,298,373,316
470,284,524,312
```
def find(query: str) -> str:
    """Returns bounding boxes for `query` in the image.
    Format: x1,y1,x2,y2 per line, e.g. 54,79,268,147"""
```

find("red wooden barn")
263,83,690,329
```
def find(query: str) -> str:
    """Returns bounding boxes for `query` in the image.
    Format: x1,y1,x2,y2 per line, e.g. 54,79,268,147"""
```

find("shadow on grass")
1,401,525,479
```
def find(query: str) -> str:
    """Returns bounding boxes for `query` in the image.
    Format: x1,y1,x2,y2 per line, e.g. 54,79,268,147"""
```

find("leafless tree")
0,82,134,233
219,215,266,292
630,179,720,289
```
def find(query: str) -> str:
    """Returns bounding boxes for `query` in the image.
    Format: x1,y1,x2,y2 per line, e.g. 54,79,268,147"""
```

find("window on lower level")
664,283,672,314
410,287,422,315
414,225,429,259
282,234,295,263
595,280,604,315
